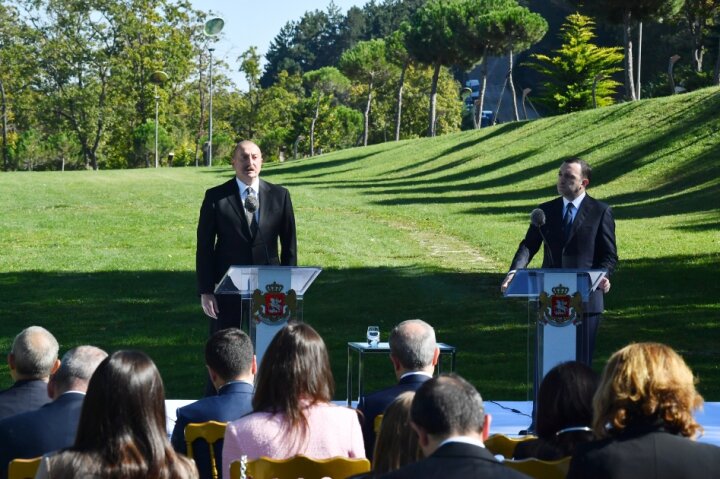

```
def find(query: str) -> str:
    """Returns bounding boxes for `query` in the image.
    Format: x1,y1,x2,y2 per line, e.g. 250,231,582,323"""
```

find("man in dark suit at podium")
196,140,297,333
358,319,439,459
501,157,618,363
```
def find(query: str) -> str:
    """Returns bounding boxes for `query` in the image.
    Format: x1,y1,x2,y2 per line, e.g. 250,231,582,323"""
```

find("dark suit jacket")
358,374,430,460
0,392,84,479
0,379,51,421
509,195,618,313
196,178,297,295
379,442,531,479
567,425,720,479
170,381,254,479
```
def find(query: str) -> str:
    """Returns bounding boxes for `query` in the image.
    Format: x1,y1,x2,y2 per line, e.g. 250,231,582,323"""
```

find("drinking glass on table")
366,326,380,348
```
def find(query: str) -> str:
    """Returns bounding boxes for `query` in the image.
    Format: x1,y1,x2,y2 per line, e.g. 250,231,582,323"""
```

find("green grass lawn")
1,86,718,401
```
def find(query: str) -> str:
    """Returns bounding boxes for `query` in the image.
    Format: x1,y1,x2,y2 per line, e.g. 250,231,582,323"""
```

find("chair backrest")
8,457,42,479
484,433,537,459
229,455,371,479
502,456,571,479
185,421,228,479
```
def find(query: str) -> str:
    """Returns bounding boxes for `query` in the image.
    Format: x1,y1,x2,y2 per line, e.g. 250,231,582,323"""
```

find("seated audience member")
171,328,256,479
35,350,198,479
0,346,107,479
379,374,530,479
222,322,364,475
568,342,720,479
0,326,60,420
358,319,438,458
513,361,599,460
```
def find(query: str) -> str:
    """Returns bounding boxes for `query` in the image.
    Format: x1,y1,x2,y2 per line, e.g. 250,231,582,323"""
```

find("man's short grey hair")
10,326,59,378
389,319,437,370
53,346,108,392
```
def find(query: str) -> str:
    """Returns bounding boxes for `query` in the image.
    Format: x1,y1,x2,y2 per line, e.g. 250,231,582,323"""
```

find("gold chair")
185,420,228,479
502,456,571,479
229,455,371,479
373,413,384,434
8,457,42,479
484,433,537,459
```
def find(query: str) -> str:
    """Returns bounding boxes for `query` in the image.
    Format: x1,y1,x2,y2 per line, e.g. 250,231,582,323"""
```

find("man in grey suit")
501,157,618,363
0,345,107,479
196,140,297,332
379,374,530,479
0,326,60,420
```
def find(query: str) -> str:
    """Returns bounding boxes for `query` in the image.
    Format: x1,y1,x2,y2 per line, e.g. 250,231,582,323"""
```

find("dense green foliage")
527,13,623,113
1,86,718,401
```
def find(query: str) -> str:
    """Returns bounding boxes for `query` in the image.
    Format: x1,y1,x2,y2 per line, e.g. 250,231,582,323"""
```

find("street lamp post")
149,71,169,168
203,17,224,167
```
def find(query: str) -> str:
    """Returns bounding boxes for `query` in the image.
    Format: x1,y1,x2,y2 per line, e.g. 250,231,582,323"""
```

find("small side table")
346,341,457,406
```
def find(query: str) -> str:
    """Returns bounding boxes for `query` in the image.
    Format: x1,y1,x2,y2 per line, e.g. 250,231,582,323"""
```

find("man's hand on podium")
598,276,611,293
201,293,220,319
500,271,516,293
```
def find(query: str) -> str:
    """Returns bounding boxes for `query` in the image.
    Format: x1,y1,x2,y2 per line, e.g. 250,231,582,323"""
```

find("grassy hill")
1,86,718,401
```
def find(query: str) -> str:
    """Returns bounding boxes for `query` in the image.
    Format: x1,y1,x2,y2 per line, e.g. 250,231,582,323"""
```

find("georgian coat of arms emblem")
251,281,297,325
538,284,583,326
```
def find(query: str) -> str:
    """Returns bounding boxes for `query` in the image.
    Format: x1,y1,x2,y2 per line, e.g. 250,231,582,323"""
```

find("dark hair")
411,374,484,437
373,392,422,474
69,350,196,478
536,361,599,438
389,319,436,370
252,322,334,436
205,328,253,381
564,157,592,181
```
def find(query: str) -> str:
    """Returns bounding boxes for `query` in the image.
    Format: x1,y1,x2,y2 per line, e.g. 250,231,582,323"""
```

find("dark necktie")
244,188,258,236
563,203,575,241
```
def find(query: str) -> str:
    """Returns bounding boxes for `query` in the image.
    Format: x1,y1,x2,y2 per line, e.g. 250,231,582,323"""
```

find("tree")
339,39,394,146
404,0,474,137
683,0,720,72
571,0,686,100
527,13,623,113
302,67,351,156
385,28,412,141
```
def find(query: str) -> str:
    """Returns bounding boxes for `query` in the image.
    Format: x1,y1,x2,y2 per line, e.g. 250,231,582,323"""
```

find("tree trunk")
508,50,519,121
715,36,720,85
687,12,704,72
363,78,373,147
428,63,441,137
477,57,488,129
623,10,637,101
395,62,407,142
310,98,320,156
0,79,7,171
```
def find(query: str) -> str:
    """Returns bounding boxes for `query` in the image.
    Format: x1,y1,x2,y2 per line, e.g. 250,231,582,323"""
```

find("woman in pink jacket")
222,322,365,475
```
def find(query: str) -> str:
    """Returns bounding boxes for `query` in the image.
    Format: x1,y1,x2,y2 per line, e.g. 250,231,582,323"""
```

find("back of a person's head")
253,322,334,414
411,374,484,438
10,326,59,378
389,319,436,371
72,350,194,478
536,361,599,439
373,391,422,474
593,342,703,439
52,346,108,394
205,328,253,381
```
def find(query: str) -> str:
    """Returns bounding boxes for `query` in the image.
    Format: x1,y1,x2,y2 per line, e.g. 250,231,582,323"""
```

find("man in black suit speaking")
501,157,618,363
196,140,297,332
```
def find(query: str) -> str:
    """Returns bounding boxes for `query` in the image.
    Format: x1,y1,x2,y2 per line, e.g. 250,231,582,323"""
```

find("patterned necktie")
562,203,575,241
244,187,258,236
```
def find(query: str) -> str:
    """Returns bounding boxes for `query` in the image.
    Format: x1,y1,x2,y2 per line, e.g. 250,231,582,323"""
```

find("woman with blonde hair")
222,322,364,475
567,342,720,479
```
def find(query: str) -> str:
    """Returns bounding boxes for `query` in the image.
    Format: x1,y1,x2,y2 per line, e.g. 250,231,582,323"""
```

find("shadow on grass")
1,255,718,399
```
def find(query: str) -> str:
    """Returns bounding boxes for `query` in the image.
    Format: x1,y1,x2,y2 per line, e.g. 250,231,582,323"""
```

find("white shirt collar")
563,191,586,211
400,371,433,380
236,177,260,197
437,435,486,449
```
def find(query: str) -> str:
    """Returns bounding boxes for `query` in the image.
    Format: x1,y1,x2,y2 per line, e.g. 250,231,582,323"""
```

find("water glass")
366,326,380,348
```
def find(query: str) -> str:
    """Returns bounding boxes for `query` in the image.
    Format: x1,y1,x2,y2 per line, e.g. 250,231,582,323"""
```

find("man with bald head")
196,140,297,334
0,345,107,478
0,326,60,420
358,319,439,459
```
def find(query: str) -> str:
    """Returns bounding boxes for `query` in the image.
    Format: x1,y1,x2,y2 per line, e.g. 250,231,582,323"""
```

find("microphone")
244,194,271,264
529,208,556,267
